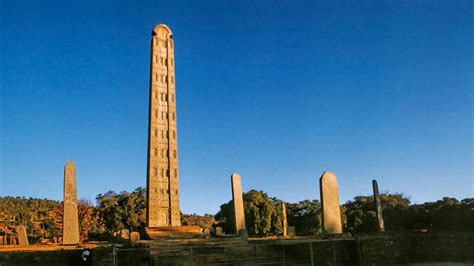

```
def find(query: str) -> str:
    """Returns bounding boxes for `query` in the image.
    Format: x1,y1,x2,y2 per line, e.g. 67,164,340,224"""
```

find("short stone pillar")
130,232,140,244
120,229,130,240
63,160,80,244
319,171,343,235
287,226,296,237
281,202,288,237
238,229,248,240
231,173,246,236
372,179,385,232
16,225,29,246
215,227,224,236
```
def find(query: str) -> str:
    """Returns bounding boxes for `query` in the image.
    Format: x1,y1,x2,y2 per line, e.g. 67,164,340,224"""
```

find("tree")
215,190,281,236
286,200,321,236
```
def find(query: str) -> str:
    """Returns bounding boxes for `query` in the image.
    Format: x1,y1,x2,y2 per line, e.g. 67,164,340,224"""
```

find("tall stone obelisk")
281,202,288,237
231,173,246,235
146,24,181,227
319,171,343,235
63,160,79,244
372,179,385,232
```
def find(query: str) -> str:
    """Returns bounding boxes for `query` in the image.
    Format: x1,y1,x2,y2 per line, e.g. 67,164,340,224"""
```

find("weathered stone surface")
287,226,296,237
120,229,130,239
16,225,28,245
130,231,140,243
281,202,288,237
146,24,181,227
203,228,211,235
231,173,246,235
319,171,343,235
238,229,248,240
215,227,223,236
63,160,79,244
372,179,385,232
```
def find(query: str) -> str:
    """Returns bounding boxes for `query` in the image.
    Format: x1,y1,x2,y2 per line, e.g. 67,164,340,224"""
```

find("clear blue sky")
1,1,472,214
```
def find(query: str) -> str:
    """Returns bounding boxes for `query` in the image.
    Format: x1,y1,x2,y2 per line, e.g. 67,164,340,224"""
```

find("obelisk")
231,173,246,235
63,160,79,244
146,24,181,227
281,202,288,237
319,171,343,235
372,179,385,232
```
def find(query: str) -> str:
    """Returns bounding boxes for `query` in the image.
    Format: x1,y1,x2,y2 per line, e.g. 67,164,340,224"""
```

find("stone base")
145,226,203,239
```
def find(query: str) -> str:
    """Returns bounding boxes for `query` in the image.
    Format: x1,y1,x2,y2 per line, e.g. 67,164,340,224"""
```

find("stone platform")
145,226,202,239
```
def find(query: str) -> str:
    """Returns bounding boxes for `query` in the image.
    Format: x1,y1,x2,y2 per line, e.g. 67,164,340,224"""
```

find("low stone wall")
359,233,474,265
0,233,472,265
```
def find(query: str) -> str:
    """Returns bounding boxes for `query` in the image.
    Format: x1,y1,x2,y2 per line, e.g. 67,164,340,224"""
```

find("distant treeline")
1,188,472,240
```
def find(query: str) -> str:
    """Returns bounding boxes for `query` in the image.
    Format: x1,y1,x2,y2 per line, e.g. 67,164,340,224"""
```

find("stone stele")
63,160,79,244
319,171,343,235
372,179,385,232
231,173,246,235
16,225,28,245
130,231,140,244
282,202,288,237
120,229,130,240
146,23,181,227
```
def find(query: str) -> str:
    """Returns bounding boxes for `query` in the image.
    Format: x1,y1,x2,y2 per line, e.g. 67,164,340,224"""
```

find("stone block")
287,226,296,237
120,229,130,239
130,231,140,244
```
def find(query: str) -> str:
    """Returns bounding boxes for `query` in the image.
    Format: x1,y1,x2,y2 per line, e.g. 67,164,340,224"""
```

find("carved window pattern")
154,128,158,137
173,150,176,158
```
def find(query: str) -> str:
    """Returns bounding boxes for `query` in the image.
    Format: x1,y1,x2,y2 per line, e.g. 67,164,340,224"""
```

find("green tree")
286,200,321,236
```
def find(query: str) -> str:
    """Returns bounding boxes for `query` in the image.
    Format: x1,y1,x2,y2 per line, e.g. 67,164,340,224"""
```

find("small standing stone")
231,173,246,236
215,227,224,236
120,229,130,240
16,225,29,246
372,179,385,232
203,228,211,235
63,160,80,244
130,232,140,244
319,171,343,235
287,226,296,237
281,202,288,237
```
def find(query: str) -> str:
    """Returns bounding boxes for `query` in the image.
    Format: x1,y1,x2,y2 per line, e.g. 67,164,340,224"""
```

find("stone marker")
16,225,28,245
372,179,385,232
120,229,130,239
215,227,223,236
319,171,343,235
231,173,246,235
238,229,249,240
130,231,140,244
287,226,296,237
281,202,288,237
63,160,79,244
203,228,211,235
